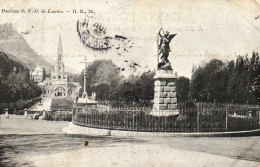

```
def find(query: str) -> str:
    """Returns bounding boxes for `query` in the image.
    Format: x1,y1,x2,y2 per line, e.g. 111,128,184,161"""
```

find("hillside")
0,24,52,72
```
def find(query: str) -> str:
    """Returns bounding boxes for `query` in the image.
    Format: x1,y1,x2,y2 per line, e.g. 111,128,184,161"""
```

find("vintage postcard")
0,0,259,166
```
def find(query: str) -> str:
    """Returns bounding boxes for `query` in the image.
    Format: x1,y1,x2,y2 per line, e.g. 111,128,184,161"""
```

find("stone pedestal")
24,109,28,119
82,92,88,99
39,110,46,120
5,111,9,119
150,69,179,117
42,110,46,117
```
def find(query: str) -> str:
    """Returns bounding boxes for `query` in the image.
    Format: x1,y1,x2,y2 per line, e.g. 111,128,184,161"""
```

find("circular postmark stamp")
77,18,112,51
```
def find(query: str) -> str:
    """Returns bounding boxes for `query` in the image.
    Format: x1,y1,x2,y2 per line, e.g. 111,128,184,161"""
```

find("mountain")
0,24,53,72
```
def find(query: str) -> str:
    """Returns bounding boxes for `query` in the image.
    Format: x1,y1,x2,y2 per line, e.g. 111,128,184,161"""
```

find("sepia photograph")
0,0,259,166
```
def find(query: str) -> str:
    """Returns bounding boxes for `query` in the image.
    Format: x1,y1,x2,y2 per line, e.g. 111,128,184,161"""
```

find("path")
28,97,52,111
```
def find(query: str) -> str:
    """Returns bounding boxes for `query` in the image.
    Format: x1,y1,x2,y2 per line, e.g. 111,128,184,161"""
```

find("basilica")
34,36,81,98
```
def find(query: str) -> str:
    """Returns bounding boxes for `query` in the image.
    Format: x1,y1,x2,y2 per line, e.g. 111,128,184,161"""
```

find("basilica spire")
57,34,63,55
55,34,65,74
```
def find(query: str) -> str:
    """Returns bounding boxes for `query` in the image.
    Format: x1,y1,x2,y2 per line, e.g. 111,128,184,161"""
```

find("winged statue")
158,28,177,70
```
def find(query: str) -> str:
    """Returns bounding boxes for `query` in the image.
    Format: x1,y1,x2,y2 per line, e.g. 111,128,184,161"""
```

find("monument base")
150,69,179,117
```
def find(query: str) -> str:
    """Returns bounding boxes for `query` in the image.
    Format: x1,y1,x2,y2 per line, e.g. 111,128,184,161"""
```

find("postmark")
77,18,112,51
77,16,134,55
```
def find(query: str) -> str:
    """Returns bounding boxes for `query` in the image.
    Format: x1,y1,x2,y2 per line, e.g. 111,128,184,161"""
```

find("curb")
62,122,260,137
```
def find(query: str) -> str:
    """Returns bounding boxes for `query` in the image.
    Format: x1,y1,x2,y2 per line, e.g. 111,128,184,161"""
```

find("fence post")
225,106,228,132
54,112,57,121
18,100,21,110
197,102,200,132
165,115,167,133
256,109,260,128
258,110,260,127
132,108,135,131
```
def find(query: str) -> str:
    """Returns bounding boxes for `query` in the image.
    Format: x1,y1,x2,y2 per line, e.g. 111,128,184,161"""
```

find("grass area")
50,97,74,111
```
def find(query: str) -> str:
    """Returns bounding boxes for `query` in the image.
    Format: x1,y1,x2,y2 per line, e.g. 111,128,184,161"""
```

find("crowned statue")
157,28,177,70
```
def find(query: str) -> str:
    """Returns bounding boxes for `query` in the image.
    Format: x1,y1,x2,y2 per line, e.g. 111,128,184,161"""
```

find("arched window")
58,75,61,79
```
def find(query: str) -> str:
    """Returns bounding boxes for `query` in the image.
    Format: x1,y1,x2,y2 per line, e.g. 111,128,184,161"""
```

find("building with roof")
30,66,46,83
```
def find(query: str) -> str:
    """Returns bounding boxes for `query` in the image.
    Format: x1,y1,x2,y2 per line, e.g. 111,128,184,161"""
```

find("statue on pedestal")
151,28,179,117
157,28,177,70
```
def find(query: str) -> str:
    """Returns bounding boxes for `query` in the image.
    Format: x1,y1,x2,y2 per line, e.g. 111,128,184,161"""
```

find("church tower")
52,35,68,81
55,35,65,74
44,35,81,98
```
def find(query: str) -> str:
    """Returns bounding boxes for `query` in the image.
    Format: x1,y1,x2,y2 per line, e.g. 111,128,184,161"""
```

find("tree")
190,67,206,101
0,51,42,102
116,71,155,104
176,77,190,102
190,52,260,104
79,60,121,100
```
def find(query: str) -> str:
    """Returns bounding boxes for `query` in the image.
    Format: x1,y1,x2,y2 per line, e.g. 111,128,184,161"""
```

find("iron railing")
72,103,260,132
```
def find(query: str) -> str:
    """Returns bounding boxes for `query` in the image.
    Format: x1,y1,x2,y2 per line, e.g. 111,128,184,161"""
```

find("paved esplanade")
0,115,259,167
29,136,259,167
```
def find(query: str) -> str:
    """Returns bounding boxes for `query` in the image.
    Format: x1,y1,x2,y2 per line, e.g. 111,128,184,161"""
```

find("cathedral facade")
38,36,81,98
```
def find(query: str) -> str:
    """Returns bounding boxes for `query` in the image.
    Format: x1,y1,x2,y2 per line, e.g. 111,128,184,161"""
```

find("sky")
0,0,260,78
